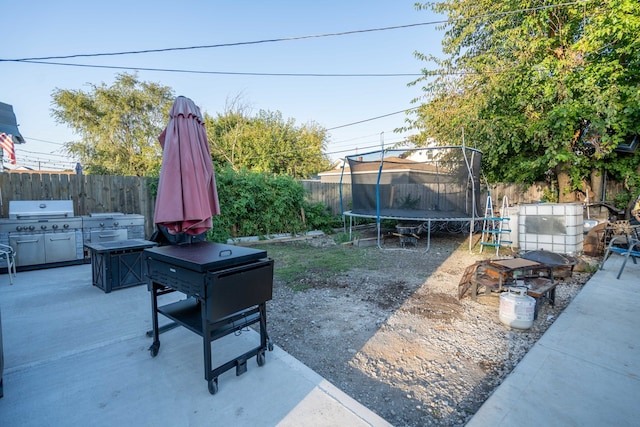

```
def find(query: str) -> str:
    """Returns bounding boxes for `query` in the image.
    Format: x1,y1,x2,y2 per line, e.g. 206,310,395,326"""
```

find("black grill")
145,241,274,395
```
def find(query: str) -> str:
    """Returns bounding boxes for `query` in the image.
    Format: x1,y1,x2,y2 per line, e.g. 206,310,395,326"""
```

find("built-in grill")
0,200,84,268
81,212,145,247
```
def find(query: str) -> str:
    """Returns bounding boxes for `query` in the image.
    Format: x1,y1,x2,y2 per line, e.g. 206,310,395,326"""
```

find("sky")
1,0,445,171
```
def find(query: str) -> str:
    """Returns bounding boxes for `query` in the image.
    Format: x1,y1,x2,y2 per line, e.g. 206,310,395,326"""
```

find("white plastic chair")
0,244,16,285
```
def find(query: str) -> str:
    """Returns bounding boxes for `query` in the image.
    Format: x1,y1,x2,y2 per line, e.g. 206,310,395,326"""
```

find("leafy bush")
302,202,343,232
206,167,335,242
148,167,336,242
613,191,632,211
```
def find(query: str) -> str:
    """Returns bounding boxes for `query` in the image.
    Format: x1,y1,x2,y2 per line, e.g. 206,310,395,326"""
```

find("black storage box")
85,239,156,293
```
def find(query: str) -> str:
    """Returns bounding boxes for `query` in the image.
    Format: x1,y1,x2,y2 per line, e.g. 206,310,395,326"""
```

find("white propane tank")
499,287,536,329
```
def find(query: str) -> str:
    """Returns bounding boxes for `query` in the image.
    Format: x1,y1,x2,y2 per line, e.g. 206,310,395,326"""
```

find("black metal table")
85,239,157,293
472,258,555,299
144,242,274,395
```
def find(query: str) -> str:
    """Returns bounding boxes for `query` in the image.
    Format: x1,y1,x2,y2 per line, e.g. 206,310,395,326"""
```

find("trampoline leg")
349,215,354,241
426,220,431,251
469,220,473,252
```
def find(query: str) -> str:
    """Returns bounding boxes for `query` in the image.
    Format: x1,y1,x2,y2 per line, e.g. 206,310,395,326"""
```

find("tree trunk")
556,163,573,203
589,169,604,204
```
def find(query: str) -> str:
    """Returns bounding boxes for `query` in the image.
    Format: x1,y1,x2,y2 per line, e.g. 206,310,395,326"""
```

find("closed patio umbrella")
153,96,220,238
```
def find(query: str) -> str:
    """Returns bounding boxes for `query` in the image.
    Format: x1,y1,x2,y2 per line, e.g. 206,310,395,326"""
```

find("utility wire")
14,60,423,77
12,1,590,162
327,107,419,130
10,59,514,78
325,144,393,157
0,0,589,63
2,21,447,62
23,137,66,146
17,148,75,159
20,106,418,152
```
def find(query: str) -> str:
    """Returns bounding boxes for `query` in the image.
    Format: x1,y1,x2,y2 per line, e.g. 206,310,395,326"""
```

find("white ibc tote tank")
499,287,536,329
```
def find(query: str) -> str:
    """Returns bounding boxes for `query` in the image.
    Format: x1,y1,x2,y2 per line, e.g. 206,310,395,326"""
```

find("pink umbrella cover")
154,96,220,235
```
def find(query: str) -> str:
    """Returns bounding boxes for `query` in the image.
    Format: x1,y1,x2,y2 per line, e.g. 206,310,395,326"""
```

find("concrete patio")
467,251,640,426
0,263,390,427
0,249,638,426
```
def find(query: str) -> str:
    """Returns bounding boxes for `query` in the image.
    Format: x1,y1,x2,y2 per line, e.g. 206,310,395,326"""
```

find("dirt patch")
403,292,465,322
262,230,594,427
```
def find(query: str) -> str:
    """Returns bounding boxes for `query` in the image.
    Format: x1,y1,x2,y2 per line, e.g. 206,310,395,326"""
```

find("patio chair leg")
600,250,611,271
616,257,628,279
617,253,639,279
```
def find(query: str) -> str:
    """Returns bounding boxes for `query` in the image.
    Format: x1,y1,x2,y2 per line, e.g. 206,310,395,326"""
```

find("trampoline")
340,146,483,250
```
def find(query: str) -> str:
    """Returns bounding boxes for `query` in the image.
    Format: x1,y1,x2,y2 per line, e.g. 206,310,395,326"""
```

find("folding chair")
0,244,16,285
599,235,640,279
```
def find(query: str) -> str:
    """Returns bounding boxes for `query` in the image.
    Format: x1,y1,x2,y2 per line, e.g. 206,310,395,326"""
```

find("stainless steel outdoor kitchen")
81,212,145,247
0,200,83,268
0,200,146,270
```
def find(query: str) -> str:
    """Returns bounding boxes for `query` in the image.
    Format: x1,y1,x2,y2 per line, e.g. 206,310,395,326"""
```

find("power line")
2,21,447,62
15,151,77,163
18,105,418,157
23,137,66,146
325,144,384,157
0,1,591,82
0,1,589,63
13,60,423,77
11,59,511,78
13,158,76,171
17,147,73,158
328,136,398,150
327,107,419,130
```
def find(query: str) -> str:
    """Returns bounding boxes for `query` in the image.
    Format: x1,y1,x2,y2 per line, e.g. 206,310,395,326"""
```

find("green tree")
409,0,640,206
206,99,331,178
51,72,175,176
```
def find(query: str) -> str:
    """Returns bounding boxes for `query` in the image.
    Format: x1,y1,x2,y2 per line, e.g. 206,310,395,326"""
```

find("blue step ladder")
480,193,512,255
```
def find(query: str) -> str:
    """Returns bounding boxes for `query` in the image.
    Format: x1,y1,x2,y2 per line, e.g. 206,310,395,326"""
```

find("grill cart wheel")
208,378,218,395
257,350,266,366
268,340,274,351
149,342,160,357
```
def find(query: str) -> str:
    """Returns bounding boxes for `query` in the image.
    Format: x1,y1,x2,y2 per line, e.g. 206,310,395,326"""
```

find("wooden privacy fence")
303,180,627,216
0,172,629,237
301,180,544,216
0,172,156,238
300,180,351,215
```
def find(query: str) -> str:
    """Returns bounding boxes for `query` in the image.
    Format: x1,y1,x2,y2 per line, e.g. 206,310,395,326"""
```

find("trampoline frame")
340,145,483,251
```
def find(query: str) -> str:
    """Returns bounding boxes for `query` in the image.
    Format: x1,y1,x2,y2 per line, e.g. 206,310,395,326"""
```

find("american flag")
0,132,16,165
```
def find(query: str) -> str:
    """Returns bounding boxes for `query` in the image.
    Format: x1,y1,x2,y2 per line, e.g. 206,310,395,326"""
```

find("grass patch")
255,241,379,288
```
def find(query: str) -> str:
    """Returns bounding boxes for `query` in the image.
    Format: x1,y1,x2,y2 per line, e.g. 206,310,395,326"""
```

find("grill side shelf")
157,298,261,338
157,298,203,336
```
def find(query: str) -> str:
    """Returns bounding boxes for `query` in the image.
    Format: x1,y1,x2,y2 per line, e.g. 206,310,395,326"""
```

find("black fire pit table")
144,241,274,395
85,239,157,293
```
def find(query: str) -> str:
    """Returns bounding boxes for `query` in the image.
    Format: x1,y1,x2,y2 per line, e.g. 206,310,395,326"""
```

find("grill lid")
9,200,75,220
144,241,267,273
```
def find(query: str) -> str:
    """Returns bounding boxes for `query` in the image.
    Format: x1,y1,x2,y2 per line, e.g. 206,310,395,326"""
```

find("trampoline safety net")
343,146,483,221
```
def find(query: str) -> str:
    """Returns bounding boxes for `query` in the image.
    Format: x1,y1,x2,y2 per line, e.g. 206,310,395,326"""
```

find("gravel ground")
262,230,596,427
